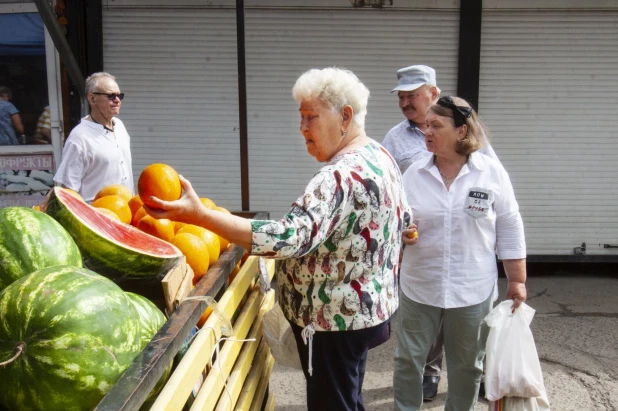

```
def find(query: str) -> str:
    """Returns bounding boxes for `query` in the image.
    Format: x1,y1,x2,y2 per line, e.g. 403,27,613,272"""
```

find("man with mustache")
383,65,498,402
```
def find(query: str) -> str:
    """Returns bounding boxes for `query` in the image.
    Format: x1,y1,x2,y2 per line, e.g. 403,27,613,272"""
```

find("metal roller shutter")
102,8,241,209
245,8,460,217
479,9,618,256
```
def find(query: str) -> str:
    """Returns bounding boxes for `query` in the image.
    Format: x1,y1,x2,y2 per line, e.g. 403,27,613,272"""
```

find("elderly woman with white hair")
145,67,410,410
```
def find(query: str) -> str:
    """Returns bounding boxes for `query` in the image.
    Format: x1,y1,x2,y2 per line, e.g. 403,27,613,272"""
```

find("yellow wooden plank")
151,257,274,411
236,350,275,411
248,354,275,411
264,393,276,411
233,348,268,410
214,340,269,411
188,289,263,411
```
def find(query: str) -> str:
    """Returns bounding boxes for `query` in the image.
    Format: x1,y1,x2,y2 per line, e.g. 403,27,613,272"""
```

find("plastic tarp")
0,13,45,56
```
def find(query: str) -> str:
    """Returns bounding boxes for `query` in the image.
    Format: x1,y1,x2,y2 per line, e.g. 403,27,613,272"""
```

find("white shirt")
54,117,134,203
400,152,526,309
382,119,499,173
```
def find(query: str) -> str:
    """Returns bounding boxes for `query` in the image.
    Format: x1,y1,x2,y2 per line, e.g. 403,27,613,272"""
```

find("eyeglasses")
92,92,125,101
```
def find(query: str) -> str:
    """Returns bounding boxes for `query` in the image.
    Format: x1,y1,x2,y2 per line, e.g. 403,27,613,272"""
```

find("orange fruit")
214,206,231,252
174,221,187,234
138,164,182,208
95,207,120,221
91,195,131,224
128,195,144,216
196,306,212,328
94,184,132,202
200,197,216,210
132,206,148,226
137,215,175,242
171,233,210,279
177,225,220,265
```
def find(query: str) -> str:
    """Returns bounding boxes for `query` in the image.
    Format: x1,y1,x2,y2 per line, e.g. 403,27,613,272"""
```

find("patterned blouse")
251,142,410,331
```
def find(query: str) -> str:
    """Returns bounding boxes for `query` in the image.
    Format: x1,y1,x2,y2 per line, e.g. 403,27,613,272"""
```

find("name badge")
464,187,492,219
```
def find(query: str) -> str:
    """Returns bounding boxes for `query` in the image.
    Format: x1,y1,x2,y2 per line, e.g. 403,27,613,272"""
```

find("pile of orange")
91,165,239,327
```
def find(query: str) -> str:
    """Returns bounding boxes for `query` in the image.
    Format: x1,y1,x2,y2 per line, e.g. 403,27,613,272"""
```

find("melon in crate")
44,187,184,281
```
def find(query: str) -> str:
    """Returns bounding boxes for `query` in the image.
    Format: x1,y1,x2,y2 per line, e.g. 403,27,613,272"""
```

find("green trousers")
393,291,493,411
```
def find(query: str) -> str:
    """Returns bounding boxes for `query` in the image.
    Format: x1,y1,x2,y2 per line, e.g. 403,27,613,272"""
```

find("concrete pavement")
269,274,618,410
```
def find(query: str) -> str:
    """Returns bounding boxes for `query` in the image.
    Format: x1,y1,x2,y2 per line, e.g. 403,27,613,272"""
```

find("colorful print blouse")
251,142,411,331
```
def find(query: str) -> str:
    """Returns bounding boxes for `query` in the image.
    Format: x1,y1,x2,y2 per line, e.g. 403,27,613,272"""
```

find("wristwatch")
19,134,26,144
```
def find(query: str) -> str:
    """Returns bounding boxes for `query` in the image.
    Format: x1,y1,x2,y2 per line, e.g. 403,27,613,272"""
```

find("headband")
436,96,472,127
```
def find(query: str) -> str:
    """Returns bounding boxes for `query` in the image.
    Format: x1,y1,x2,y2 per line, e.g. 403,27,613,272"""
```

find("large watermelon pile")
0,266,143,410
0,207,82,291
0,199,179,410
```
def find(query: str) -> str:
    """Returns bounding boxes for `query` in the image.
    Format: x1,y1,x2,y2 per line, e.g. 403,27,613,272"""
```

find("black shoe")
422,376,440,402
478,380,485,398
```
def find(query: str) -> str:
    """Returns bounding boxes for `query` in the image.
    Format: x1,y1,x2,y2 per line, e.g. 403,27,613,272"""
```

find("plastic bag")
484,300,546,401
262,303,302,370
488,393,551,411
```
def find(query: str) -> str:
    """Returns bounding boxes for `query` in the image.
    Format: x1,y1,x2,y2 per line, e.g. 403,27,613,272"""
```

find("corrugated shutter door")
245,9,459,218
102,9,241,210
479,10,618,256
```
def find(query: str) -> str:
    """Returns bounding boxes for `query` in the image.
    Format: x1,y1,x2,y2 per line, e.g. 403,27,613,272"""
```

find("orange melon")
171,233,209,280
94,184,132,202
136,215,175,242
138,164,182,208
91,195,131,224
176,225,220,265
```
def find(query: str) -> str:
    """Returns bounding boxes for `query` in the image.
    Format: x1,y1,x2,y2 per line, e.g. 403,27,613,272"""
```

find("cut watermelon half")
44,187,183,280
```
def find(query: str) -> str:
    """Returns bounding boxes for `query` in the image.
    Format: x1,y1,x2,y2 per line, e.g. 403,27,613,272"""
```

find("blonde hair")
430,96,490,156
292,67,370,129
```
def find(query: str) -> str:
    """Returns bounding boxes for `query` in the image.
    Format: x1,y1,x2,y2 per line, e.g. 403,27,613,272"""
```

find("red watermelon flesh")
44,187,183,280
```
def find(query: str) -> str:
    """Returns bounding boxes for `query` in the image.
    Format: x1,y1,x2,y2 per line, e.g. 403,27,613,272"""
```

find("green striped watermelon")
0,207,82,291
0,265,142,411
44,187,183,281
125,292,173,403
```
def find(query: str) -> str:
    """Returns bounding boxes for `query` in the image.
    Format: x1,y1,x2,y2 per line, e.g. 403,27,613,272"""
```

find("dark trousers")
289,319,390,411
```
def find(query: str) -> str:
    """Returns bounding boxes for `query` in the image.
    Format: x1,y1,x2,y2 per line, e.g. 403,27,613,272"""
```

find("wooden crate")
94,211,272,411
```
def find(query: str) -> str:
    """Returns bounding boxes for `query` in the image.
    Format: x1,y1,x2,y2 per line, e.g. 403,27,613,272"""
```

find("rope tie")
301,324,315,376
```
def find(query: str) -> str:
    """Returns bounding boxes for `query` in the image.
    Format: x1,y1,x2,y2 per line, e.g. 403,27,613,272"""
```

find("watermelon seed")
0,341,26,366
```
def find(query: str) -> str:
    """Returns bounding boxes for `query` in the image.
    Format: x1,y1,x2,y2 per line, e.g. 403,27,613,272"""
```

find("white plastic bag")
488,393,551,411
262,303,302,370
484,300,546,401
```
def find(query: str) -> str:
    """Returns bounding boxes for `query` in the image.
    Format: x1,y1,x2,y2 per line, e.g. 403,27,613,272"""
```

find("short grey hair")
85,72,117,95
0,86,11,99
292,67,370,129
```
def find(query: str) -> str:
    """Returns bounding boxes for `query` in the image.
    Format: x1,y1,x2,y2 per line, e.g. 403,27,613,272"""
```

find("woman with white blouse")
393,96,528,411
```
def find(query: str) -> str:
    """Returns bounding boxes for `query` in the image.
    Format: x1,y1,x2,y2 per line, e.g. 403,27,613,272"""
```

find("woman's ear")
341,105,354,129
458,124,468,139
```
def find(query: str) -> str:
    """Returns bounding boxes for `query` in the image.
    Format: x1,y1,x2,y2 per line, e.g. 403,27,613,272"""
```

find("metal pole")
236,0,249,211
33,0,87,115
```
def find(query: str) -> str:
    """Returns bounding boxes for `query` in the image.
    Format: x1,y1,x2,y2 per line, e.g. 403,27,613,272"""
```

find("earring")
342,131,347,137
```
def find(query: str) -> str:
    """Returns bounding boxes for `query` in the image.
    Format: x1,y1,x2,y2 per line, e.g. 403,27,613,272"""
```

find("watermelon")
125,292,173,403
0,207,82,291
0,265,142,411
44,187,183,281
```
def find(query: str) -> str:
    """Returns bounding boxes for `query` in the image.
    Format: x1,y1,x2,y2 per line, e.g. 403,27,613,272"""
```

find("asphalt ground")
269,267,618,410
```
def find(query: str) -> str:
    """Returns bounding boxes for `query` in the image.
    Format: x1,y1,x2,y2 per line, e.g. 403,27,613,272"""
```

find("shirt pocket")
463,187,493,219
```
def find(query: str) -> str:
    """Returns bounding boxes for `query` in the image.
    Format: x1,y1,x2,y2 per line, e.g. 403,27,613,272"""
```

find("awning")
0,13,45,56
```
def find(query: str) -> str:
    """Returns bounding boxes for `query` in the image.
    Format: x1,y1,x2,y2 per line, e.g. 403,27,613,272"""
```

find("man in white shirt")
53,72,134,203
383,65,499,401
